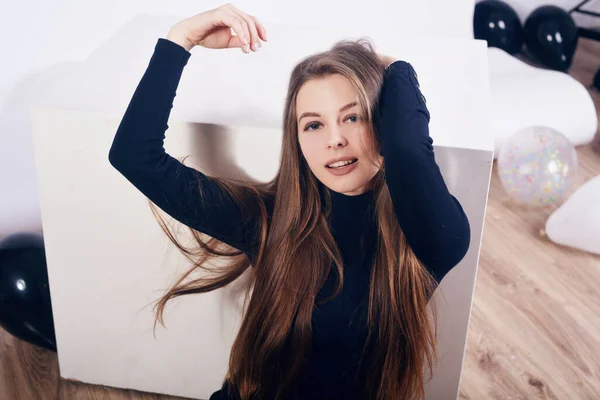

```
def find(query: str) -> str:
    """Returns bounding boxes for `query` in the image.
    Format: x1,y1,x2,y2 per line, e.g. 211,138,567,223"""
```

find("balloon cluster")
474,0,579,71
0,232,56,351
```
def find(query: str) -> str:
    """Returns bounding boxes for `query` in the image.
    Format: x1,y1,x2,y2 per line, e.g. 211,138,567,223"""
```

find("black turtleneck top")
108,37,470,400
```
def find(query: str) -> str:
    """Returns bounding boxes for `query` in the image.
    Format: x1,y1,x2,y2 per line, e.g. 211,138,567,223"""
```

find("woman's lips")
326,159,358,176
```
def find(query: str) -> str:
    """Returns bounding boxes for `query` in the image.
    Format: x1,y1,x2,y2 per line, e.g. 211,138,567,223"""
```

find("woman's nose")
326,127,347,149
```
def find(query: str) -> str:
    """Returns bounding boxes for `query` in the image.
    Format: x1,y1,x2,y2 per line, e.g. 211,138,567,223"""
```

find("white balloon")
487,47,597,158
546,175,600,255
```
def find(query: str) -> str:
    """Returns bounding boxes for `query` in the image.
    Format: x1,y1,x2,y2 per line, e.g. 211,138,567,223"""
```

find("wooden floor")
458,38,600,400
2,40,600,400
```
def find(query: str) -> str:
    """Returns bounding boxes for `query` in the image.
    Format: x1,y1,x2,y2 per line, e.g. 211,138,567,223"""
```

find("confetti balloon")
497,126,578,206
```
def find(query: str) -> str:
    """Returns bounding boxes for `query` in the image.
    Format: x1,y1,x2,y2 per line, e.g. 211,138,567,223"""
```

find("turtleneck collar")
327,187,375,211
314,181,376,220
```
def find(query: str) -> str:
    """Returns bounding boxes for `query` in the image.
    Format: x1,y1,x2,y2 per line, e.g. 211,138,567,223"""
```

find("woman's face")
296,74,383,196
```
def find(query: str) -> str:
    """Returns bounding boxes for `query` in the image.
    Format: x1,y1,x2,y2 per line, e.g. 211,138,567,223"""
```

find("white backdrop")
29,11,493,400
2,0,597,235
0,0,476,236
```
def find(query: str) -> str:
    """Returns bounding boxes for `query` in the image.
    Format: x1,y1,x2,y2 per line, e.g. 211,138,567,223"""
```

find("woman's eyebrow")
339,101,358,113
298,101,358,122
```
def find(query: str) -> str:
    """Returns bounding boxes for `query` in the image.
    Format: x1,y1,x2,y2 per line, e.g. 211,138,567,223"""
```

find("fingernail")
254,42,260,51
244,44,250,53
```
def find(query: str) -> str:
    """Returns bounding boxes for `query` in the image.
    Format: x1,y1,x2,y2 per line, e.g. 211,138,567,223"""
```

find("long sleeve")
108,38,260,260
377,61,470,283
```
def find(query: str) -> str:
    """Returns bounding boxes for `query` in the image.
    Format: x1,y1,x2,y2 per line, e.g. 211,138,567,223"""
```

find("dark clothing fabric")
109,38,471,400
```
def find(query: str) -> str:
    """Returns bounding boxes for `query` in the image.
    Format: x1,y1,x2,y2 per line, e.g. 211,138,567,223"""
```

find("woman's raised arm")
109,5,268,260
377,60,471,282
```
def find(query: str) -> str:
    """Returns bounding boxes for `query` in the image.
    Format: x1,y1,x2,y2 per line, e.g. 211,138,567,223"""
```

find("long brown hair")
149,38,439,400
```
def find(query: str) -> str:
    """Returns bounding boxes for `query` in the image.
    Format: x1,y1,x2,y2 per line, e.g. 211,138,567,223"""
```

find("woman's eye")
305,122,321,131
346,115,359,123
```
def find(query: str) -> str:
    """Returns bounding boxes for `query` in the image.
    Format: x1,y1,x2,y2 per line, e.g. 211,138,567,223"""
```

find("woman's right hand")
166,3,267,53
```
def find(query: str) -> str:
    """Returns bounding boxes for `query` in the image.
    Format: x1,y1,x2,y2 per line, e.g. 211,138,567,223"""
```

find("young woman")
108,4,470,400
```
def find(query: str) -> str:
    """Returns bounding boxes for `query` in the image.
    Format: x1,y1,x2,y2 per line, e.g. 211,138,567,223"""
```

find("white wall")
1,0,476,236
3,0,599,236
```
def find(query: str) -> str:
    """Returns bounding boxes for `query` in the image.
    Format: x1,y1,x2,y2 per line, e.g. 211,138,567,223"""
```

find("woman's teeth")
328,159,356,168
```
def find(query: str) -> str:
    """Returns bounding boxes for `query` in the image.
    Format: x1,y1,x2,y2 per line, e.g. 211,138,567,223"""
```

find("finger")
249,15,267,42
215,8,249,52
220,7,251,52
227,34,246,50
225,5,261,51
240,13,260,51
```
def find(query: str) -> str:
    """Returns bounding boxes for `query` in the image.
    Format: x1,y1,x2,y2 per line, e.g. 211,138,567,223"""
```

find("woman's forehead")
296,76,359,115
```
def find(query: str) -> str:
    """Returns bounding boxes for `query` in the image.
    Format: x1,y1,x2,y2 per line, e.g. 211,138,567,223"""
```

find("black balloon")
474,0,524,54
0,232,56,351
524,5,579,71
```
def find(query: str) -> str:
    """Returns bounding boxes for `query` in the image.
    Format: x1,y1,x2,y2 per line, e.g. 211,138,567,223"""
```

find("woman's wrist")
166,27,195,52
